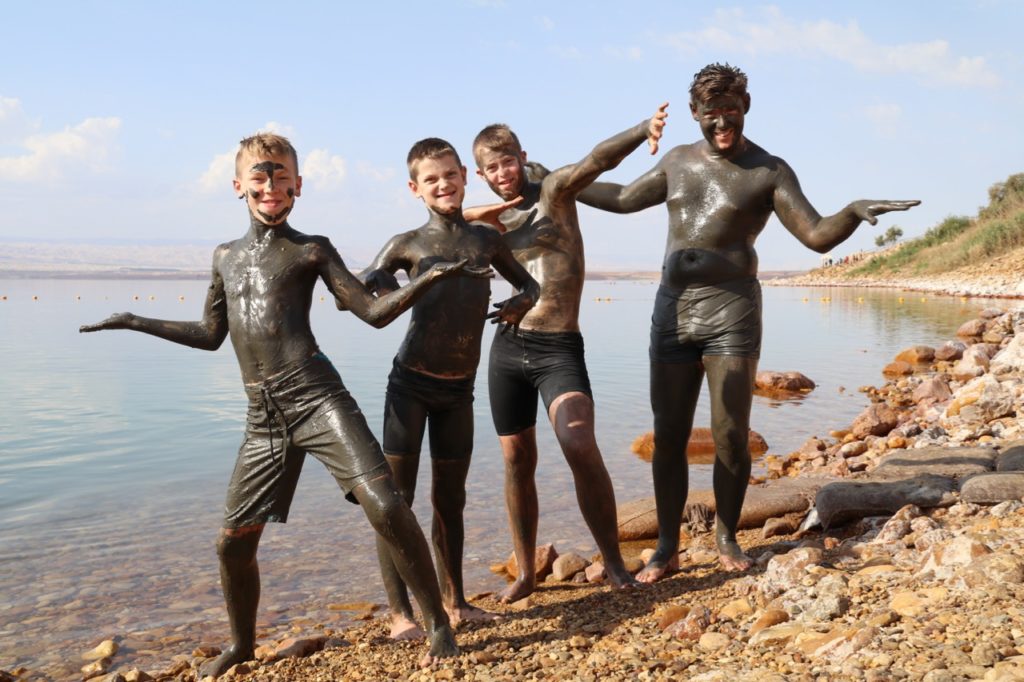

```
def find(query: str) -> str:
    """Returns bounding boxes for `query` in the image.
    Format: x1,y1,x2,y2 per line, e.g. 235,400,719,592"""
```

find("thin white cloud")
0,96,40,144
538,15,554,31
659,6,999,88
0,113,121,182
356,161,396,182
549,45,583,60
605,45,644,61
302,148,347,189
198,150,236,193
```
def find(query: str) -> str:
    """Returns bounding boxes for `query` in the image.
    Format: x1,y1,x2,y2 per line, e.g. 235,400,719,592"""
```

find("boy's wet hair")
406,137,463,179
472,124,522,165
236,132,299,175
689,63,748,105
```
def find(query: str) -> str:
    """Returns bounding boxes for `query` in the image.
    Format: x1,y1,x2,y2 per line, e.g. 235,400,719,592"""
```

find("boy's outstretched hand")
849,199,921,225
463,196,524,233
80,312,134,333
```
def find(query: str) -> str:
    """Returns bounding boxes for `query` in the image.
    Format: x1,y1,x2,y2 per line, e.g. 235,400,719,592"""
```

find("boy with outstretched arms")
80,133,482,675
361,138,539,639
575,64,918,581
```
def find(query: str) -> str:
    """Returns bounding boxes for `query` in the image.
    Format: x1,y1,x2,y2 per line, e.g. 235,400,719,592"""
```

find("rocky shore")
10,307,1024,682
767,246,1024,299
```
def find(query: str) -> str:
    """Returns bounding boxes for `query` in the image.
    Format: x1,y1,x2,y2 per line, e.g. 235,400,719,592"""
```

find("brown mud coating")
361,191,539,634
571,63,919,579
79,149,486,674
466,106,667,601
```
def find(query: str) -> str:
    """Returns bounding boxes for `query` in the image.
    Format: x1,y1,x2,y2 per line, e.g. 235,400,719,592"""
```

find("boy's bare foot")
635,550,680,584
717,540,753,571
446,603,501,626
419,624,459,667
497,577,535,603
607,564,641,589
197,644,253,679
390,613,426,641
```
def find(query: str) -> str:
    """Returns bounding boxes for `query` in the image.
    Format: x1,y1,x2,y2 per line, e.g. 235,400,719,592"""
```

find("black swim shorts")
223,352,388,528
650,277,762,363
488,328,593,436
382,359,476,460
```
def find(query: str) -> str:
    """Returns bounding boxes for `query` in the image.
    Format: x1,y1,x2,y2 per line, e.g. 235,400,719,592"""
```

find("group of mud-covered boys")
81,63,918,675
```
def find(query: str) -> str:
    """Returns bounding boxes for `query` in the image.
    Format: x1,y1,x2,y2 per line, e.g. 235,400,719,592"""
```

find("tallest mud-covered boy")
80,133,479,675
577,63,918,580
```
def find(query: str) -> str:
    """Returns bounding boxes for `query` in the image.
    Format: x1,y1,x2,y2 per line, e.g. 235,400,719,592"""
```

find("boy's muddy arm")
575,164,669,214
327,249,491,328
335,237,407,310
773,163,921,252
551,103,668,198
78,262,229,351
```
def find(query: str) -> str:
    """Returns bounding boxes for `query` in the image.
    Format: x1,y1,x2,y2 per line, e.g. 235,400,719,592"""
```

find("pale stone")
889,587,949,617
749,623,806,645
748,609,789,636
718,597,754,621
698,632,731,651
551,552,589,581
83,640,119,661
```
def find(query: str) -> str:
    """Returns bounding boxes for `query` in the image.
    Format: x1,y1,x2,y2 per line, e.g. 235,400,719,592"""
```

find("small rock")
698,632,730,651
551,552,589,581
83,640,119,661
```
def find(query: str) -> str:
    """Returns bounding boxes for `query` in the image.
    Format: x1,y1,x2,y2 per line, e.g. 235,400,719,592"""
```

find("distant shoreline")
0,269,807,282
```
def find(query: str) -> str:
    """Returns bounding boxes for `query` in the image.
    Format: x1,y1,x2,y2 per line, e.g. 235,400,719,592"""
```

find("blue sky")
2,1,1022,270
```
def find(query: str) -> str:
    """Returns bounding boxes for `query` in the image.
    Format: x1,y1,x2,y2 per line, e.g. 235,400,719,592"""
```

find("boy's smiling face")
408,153,467,215
234,152,302,226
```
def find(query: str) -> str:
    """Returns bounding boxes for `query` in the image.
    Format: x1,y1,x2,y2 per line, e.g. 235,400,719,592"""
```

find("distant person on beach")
359,138,539,639
572,63,919,581
79,133,481,675
462,105,667,602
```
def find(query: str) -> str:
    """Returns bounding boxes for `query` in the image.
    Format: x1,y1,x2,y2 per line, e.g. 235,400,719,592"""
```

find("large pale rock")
960,472,1024,504
666,605,710,640
815,476,958,529
990,333,1024,375
749,623,806,645
882,360,914,376
962,552,1024,586
917,535,992,579
943,374,1015,423
872,504,921,544
851,403,899,439
616,477,825,541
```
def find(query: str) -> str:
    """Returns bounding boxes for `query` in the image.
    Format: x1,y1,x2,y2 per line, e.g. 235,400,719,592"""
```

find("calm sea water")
0,278,999,677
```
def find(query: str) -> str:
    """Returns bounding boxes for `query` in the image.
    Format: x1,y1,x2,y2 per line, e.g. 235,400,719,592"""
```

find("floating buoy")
320,296,325,302
32,295,38,301
897,297,904,303
178,296,185,302
920,297,927,302
132,295,140,301
1,295,7,301
148,295,155,301
857,297,864,303
75,295,81,300
802,297,809,303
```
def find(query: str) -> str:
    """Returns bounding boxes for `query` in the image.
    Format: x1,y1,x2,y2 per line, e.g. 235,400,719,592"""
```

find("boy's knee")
216,527,260,564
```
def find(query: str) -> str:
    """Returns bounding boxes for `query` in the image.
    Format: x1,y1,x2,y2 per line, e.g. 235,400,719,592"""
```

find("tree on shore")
874,226,904,248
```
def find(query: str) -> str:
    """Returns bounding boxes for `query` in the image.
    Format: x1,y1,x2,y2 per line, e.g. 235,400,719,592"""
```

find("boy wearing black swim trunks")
360,138,538,640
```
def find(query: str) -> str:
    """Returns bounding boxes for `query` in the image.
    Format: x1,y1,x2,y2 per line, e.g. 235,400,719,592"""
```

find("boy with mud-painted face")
359,138,539,640
575,63,919,581
80,133,482,675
